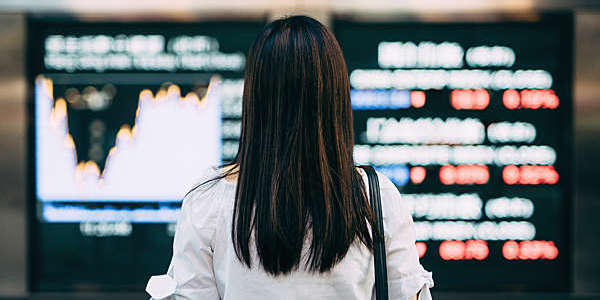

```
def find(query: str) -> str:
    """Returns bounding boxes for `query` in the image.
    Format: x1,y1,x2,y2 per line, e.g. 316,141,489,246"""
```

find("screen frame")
25,12,574,293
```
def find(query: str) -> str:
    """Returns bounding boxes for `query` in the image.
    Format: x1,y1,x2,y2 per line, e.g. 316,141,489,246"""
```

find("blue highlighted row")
374,165,409,186
351,89,410,110
42,203,181,223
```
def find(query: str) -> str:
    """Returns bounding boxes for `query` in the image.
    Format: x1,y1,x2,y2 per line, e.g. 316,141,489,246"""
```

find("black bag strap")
360,165,389,300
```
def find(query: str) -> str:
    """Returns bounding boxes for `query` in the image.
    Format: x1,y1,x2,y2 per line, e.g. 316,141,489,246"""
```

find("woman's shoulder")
180,166,231,228
185,166,224,197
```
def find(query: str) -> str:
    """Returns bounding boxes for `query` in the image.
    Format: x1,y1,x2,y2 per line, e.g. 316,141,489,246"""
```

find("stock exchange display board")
27,17,265,291
334,14,573,291
28,14,573,293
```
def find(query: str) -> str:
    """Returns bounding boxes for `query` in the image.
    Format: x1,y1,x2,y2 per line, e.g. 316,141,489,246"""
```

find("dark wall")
0,13,26,297
573,11,600,296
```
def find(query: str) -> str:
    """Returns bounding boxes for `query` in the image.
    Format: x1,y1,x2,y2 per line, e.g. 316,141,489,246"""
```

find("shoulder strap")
360,165,389,300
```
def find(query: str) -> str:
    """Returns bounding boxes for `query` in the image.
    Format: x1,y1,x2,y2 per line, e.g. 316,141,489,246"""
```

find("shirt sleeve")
146,169,222,300
377,171,434,300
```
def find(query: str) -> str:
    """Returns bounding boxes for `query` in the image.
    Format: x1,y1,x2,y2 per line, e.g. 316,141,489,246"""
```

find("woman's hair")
199,15,377,275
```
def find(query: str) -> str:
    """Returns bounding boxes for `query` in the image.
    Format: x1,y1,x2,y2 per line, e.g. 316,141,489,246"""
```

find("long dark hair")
199,15,377,275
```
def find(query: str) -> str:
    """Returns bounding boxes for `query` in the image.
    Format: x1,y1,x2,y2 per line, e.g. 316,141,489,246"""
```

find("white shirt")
146,167,434,300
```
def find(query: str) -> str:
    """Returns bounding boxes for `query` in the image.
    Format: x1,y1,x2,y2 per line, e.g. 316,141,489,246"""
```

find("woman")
146,15,433,300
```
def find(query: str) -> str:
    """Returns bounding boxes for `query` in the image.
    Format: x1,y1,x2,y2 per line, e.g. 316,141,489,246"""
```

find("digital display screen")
334,15,573,291
28,15,573,292
27,17,264,290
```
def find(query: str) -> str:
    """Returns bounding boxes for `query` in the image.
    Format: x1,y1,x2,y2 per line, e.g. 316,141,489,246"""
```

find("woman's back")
146,15,433,300
146,167,432,300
